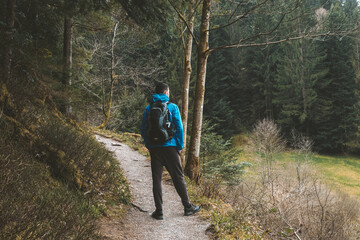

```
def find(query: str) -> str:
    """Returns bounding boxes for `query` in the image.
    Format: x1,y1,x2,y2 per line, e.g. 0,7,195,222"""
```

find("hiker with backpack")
141,82,201,220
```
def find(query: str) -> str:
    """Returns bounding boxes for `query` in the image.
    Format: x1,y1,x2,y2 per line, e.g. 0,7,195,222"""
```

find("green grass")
232,134,360,199
311,154,360,198
258,151,360,199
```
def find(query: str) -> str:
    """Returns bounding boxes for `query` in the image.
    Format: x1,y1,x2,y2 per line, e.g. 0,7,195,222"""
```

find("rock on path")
96,135,211,240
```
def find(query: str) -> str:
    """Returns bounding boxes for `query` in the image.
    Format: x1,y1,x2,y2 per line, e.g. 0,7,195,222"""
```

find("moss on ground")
92,128,149,158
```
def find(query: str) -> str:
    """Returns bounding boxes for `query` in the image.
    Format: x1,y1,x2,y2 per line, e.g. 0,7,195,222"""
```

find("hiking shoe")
184,204,201,216
151,209,163,220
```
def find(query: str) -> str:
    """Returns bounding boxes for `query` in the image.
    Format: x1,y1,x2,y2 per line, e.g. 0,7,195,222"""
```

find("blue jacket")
141,93,184,151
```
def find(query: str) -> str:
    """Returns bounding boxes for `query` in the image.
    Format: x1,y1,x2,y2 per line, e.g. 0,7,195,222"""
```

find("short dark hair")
155,82,169,94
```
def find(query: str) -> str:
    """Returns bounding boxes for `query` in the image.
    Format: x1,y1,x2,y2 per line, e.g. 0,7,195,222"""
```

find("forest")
1,0,360,239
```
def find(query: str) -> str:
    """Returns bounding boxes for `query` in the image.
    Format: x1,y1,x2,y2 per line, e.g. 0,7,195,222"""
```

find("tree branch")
174,16,187,52
191,0,203,19
81,83,102,100
167,0,199,46
73,22,110,32
228,1,241,22
209,12,287,52
208,0,270,32
208,29,360,53
208,0,360,53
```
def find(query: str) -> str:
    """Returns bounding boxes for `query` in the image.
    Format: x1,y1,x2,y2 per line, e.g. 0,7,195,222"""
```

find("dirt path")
96,135,211,240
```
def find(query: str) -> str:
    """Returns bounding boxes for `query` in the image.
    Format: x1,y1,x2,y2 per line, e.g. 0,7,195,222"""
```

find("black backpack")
146,101,174,145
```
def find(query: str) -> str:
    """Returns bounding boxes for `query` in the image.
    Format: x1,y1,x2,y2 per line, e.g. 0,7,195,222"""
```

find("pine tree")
274,38,328,136
205,27,235,138
313,1,359,152
273,0,328,137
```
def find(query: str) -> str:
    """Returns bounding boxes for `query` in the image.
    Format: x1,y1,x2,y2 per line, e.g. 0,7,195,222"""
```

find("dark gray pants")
149,147,190,211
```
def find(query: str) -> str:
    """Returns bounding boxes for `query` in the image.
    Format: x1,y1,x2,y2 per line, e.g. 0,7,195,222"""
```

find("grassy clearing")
275,152,360,199
233,134,360,199
307,154,360,198
218,130,360,239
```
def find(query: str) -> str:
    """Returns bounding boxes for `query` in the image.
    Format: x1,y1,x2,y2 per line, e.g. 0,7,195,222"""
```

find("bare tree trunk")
184,0,211,182
62,16,73,114
300,39,309,135
98,22,119,129
180,0,195,166
1,0,15,113
357,41,360,75
2,0,16,83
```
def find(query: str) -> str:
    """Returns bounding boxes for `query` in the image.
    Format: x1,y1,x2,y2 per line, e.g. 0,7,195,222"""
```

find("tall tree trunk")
1,0,16,84
299,38,308,135
180,0,195,166
298,19,309,136
184,0,211,182
1,0,15,112
356,41,360,76
98,22,119,129
62,16,73,114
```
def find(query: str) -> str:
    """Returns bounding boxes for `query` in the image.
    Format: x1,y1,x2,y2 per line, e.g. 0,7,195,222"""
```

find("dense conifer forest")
1,0,360,239
2,0,359,154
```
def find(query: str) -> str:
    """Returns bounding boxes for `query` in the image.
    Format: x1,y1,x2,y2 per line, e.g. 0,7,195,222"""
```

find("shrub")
0,135,100,239
204,148,251,186
249,118,286,184
219,122,360,239
0,114,131,239
109,89,148,133
199,121,251,197
195,119,360,239
227,166,360,239
37,119,131,204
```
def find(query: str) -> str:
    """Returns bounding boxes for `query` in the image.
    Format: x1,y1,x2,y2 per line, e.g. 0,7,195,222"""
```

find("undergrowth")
0,141,98,239
187,120,360,240
93,124,360,239
188,120,360,239
0,116,131,239
92,128,149,157
0,73,131,239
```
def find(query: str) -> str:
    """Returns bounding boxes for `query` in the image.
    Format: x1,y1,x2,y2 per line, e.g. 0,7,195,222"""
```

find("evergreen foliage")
2,0,360,238
313,2,359,152
273,0,329,140
201,0,360,153
7,0,359,154
200,121,250,185
205,47,235,137
109,89,148,133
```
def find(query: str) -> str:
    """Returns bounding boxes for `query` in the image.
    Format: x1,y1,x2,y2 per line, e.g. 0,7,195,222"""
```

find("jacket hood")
152,93,169,103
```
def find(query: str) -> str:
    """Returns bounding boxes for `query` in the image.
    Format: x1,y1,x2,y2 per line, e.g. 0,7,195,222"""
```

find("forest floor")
95,135,211,240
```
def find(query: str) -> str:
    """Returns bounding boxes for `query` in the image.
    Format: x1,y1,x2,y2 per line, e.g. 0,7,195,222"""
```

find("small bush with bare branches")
225,120,360,239
197,119,360,239
250,119,286,185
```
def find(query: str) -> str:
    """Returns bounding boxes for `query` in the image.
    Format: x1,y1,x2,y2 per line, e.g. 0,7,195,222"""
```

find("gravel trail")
96,135,211,240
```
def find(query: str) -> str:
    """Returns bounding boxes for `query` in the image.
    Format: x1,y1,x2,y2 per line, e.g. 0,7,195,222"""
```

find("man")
141,82,200,220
